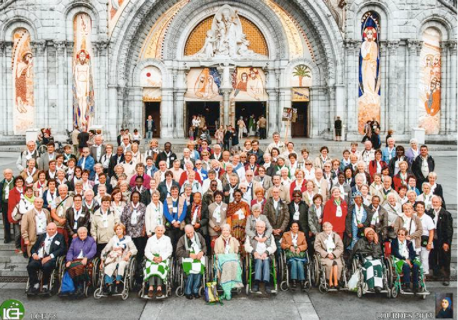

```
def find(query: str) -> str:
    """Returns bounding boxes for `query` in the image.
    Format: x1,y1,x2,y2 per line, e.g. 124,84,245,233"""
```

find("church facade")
0,0,456,141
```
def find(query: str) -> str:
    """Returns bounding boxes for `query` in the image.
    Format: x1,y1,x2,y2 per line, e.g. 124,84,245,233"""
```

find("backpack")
204,281,222,305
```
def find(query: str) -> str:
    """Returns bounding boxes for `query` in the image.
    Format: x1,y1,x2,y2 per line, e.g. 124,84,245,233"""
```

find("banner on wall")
185,68,222,101
231,67,267,101
291,88,310,101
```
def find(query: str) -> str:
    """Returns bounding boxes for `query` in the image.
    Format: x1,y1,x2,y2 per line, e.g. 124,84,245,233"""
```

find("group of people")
0,129,453,301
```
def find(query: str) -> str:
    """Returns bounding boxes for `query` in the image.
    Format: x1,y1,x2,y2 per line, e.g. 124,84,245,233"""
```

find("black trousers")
27,258,56,286
133,237,147,267
1,201,11,241
166,227,183,252
259,128,266,139
430,239,451,279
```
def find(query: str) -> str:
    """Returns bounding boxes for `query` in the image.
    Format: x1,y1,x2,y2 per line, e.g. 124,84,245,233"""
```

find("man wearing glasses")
194,160,208,181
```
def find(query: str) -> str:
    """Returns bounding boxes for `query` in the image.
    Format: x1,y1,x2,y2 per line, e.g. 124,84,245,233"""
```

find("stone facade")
0,0,456,141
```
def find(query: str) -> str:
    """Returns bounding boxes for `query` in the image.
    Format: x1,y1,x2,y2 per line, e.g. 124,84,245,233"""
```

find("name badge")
172,207,178,213
55,241,60,245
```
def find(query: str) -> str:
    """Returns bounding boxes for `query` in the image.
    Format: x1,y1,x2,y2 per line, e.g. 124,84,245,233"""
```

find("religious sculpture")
193,4,267,59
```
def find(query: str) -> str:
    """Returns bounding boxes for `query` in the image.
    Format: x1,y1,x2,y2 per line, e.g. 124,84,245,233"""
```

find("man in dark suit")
117,129,125,147
412,145,435,189
90,135,106,164
108,146,125,178
248,139,265,165
27,222,66,294
156,142,177,169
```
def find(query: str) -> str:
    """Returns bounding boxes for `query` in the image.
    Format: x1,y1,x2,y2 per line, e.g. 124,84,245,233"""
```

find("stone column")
406,40,422,132
379,41,388,132
161,88,173,138
118,86,128,129
447,41,457,134
387,41,399,132
0,41,6,135
66,42,74,130
344,40,357,135
95,41,109,133
32,41,47,129
266,89,277,136
173,69,186,138
222,89,231,126
54,41,66,133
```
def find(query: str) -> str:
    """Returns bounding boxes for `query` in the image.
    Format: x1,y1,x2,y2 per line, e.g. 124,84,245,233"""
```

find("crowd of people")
0,129,453,301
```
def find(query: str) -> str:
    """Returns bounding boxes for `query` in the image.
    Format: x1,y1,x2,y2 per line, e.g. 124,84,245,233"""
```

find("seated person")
143,225,173,298
176,225,207,300
213,224,243,300
101,223,138,294
65,227,97,297
27,222,66,295
280,222,308,289
314,222,344,289
244,220,277,294
245,203,272,240
391,227,419,293
350,227,383,293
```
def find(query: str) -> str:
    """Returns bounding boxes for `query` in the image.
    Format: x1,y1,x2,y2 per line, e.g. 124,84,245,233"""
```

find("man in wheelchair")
244,220,277,294
391,227,419,293
27,222,66,295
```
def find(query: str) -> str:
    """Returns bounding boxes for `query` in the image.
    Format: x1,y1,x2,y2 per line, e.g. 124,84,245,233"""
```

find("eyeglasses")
246,174,253,177
305,163,312,166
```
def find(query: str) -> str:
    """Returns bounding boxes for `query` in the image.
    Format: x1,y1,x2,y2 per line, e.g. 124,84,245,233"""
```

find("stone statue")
193,4,267,60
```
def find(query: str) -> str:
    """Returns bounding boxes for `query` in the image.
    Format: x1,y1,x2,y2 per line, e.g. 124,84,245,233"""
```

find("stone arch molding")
414,9,457,41
283,58,321,88
164,1,287,61
131,59,170,87
0,10,41,41
63,4,104,42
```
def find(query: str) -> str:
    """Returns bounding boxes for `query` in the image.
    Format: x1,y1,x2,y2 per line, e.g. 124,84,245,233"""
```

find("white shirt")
255,233,267,254
35,210,47,235
418,213,435,238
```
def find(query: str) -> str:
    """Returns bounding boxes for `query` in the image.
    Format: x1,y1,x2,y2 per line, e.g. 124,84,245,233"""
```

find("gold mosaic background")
184,15,269,56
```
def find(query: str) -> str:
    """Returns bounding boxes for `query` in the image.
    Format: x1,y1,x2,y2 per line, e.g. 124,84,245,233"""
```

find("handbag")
60,271,75,293
11,204,22,222
204,281,222,305
348,271,360,292
420,235,429,248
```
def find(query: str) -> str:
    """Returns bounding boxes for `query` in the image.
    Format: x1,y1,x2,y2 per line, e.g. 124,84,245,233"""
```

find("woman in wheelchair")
65,227,97,297
143,225,173,298
280,222,307,289
213,224,244,300
391,227,419,293
100,223,138,294
314,222,344,289
350,227,383,293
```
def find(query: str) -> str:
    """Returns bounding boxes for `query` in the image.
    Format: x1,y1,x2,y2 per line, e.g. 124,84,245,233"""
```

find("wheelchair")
26,256,65,297
313,253,348,293
209,253,244,297
389,255,429,300
350,254,391,298
138,257,174,300
58,258,97,298
279,250,312,292
93,254,137,300
174,255,210,297
245,252,278,295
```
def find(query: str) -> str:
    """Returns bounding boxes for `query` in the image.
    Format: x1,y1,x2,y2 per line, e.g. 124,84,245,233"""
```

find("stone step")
0,270,28,277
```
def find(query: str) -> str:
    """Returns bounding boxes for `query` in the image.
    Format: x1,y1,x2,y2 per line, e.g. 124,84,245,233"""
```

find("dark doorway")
144,102,161,138
186,101,220,135
235,102,266,136
291,102,308,137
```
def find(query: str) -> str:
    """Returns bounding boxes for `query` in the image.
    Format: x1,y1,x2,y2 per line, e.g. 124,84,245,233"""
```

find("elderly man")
265,175,290,203
90,135,106,164
120,135,131,152
248,139,264,165
17,140,40,172
427,196,453,286
377,176,400,205
263,187,290,252
0,169,15,243
153,161,168,186
210,144,222,161
39,143,59,172
211,159,225,179
51,184,74,243
27,222,66,295
77,147,95,178
360,141,375,169
176,224,207,300
312,169,329,202
121,151,136,181
412,145,435,190
245,220,277,294
156,142,177,169
181,148,195,169
382,137,396,163
266,132,286,154
21,197,52,256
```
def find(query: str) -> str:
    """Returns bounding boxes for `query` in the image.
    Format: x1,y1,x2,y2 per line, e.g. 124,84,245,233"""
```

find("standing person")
248,114,256,136
0,169,14,243
215,126,224,147
412,145,435,190
385,129,394,147
223,126,235,151
77,127,90,154
71,126,81,156
257,115,267,139
334,116,342,141
155,142,177,169
371,128,382,150
145,115,156,140
237,117,246,141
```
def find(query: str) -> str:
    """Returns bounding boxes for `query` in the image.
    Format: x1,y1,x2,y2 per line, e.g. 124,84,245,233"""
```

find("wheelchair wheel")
121,288,129,300
92,257,100,287
280,281,288,291
175,286,184,297
93,287,103,300
312,256,320,287
245,283,250,295
357,285,363,298
318,283,326,293
128,258,137,290
391,286,398,298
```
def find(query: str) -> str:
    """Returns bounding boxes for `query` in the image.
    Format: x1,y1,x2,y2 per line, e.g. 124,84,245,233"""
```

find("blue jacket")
66,236,97,261
391,238,416,261
194,168,208,180
382,147,396,163
163,198,188,224
77,156,95,178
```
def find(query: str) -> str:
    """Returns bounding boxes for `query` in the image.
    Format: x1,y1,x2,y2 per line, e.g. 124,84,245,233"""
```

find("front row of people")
27,218,426,299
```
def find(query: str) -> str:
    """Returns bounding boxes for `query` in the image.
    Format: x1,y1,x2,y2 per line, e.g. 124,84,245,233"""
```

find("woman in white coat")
145,191,165,237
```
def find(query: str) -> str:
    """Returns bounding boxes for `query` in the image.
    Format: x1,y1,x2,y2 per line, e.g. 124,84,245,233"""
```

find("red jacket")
179,171,202,186
368,160,387,179
289,179,307,200
322,199,348,239
393,172,409,192
8,187,23,224
244,163,259,176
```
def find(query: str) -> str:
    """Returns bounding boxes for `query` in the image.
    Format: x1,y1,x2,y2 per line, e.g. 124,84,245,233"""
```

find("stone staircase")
0,210,455,281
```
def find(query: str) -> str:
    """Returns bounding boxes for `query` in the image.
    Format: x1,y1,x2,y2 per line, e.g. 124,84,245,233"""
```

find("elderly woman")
302,180,316,207
250,187,266,210
323,187,348,240
427,172,446,209
289,169,307,200
245,203,272,239
119,180,131,202
91,196,120,255
214,224,243,300
391,227,419,293
383,192,403,240
33,171,47,198
226,189,250,255
101,223,137,294
208,191,227,250
405,139,419,165
393,203,422,253
145,190,165,237
65,227,97,297
308,194,324,239
417,182,433,211
350,227,383,292
303,160,315,181
110,189,126,219
369,174,383,197
110,165,125,189
143,225,173,298
345,191,372,250
281,222,308,289
314,222,344,289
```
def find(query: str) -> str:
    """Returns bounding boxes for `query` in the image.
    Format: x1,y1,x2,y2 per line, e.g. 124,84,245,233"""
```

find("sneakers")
252,282,260,294
291,280,297,289
265,282,271,294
